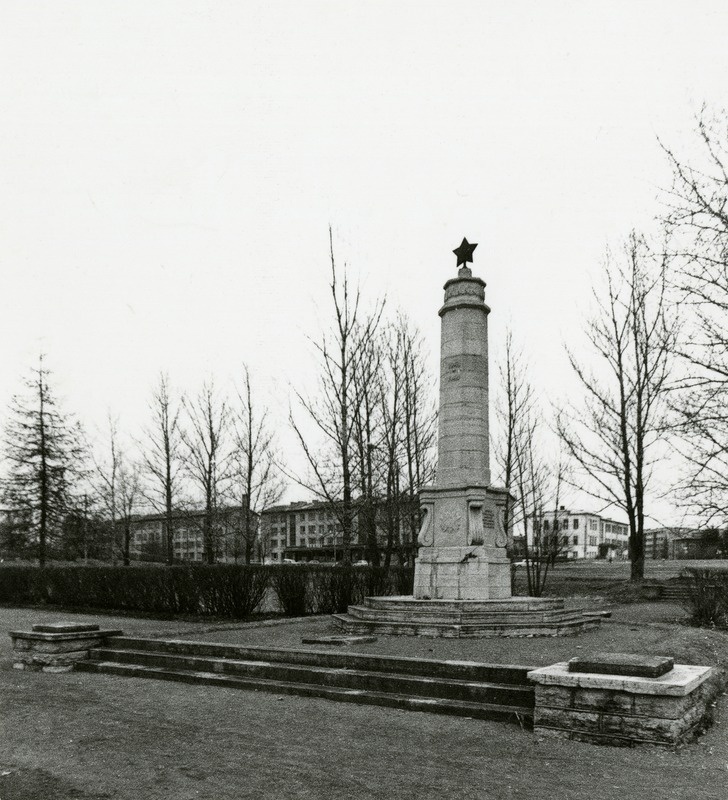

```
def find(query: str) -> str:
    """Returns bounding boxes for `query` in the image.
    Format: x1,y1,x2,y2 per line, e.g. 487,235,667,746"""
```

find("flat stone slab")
10,629,123,642
32,622,100,634
569,653,674,678
301,635,377,646
529,662,713,696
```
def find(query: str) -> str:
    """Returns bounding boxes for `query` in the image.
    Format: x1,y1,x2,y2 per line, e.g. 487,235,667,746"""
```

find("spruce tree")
2,356,85,565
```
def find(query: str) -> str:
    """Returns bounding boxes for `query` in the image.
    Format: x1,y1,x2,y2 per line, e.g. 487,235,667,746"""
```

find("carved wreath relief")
438,508,462,539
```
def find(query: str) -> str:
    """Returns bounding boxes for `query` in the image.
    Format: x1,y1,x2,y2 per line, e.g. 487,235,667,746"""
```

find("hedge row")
0,564,414,619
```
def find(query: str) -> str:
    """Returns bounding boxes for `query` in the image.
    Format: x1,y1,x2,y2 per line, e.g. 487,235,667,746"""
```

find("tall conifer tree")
2,356,85,565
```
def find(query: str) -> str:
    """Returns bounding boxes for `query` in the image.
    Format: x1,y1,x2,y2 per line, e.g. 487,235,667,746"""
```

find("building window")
573,535,578,545
590,519,597,530
573,519,579,529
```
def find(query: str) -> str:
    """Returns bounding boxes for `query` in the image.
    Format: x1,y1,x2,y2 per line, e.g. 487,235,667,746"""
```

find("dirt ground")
1,603,728,800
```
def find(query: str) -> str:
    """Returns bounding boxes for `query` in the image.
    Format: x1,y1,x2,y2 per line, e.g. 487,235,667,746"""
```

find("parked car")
353,559,369,566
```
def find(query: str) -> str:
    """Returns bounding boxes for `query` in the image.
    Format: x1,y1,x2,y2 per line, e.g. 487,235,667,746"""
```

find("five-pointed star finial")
453,237,478,268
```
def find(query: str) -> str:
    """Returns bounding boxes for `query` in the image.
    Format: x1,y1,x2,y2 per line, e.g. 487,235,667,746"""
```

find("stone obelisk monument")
333,239,598,637
413,238,511,600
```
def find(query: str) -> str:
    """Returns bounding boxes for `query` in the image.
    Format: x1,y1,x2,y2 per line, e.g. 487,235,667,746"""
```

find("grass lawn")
1,603,728,800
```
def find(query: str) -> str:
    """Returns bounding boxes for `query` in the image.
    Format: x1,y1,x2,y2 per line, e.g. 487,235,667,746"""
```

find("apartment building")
644,527,725,560
259,498,420,564
129,505,258,563
261,490,514,564
526,507,629,560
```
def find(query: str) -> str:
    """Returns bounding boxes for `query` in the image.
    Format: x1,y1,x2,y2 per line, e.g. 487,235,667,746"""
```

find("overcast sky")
2,2,727,523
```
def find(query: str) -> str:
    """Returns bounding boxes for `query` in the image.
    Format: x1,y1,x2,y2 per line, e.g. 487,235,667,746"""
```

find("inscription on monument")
446,360,462,382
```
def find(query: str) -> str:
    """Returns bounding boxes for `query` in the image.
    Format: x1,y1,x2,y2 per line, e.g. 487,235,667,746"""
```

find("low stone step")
363,596,564,613
75,660,533,726
333,614,600,639
89,648,534,707
345,605,587,625
103,637,533,685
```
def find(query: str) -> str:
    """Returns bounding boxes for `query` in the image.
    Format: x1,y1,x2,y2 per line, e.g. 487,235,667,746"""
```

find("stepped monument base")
333,596,600,639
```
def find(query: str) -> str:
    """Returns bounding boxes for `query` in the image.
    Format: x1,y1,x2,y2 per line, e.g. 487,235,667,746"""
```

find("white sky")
1,1,727,524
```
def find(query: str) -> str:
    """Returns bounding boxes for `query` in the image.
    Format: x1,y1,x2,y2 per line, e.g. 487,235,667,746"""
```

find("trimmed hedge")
0,565,269,618
0,563,415,619
275,564,415,616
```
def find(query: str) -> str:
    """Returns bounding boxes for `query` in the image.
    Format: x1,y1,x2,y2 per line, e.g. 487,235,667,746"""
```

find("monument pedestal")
413,547,511,601
413,485,511,601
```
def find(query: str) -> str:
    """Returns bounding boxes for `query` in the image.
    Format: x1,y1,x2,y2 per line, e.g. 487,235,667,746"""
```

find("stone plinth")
333,596,600,638
414,485,512,601
528,659,719,746
10,623,123,673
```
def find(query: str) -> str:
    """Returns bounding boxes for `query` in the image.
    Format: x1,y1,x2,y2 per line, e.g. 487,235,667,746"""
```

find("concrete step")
89,648,534,707
345,605,587,625
641,581,691,602
102,637,534,685
333,614,600,639
75,660,533,726
363,596,564,612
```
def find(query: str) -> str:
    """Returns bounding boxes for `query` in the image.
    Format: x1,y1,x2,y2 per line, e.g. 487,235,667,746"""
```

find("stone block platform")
333,596,601,638
528,656,719,746
10,622,123,672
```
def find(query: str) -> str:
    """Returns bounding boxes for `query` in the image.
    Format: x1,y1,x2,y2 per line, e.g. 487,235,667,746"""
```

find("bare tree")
231,366,285,563
350,326,383,565
373,315,438,568
139,373,183,564
495,333,565,595
117,459,142,566
662,110,728,524
494,330,531,555
94,415,121,565
289,228,383,563
2,355,86,565
557,233,675,581
181,381,231,564
398,315,437,565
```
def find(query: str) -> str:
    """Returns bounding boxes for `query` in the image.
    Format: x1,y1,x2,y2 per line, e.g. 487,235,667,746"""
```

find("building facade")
259,499,420,564
644,527,726,560
128,506,258,563
524,507,629,560
261,491,514,565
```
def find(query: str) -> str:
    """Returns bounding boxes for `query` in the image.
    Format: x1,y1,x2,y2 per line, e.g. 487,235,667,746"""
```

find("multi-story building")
128,505,258,563
261,490,514,565
643,527,690,560
525,507,629,560
259,498,420,564
644,527,725,560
